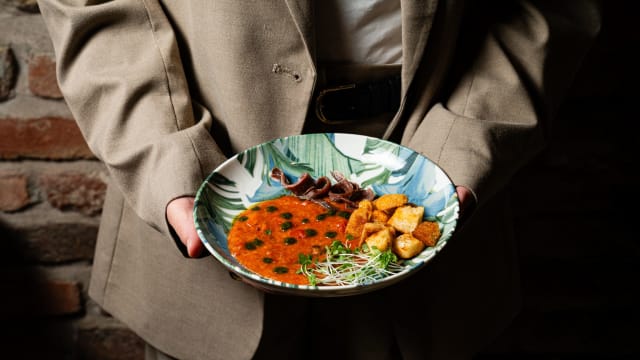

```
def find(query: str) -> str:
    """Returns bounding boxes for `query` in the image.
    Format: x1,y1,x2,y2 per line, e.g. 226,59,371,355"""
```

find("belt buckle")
315,84,357,125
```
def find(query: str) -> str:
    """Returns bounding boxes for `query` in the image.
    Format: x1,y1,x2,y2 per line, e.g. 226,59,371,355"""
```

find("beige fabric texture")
37,0,600,359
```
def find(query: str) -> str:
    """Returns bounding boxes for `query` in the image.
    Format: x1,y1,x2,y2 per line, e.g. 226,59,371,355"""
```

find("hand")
455,186,476,224
166,196,204,257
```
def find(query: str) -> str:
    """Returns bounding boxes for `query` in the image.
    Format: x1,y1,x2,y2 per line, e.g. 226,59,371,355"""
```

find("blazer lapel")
399,0,439,97
284,0,316,61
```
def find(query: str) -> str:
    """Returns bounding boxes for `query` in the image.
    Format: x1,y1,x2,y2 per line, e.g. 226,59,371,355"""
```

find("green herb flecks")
280,221,293,231
273,266,289,274
244,238,264,250
304,229,318,237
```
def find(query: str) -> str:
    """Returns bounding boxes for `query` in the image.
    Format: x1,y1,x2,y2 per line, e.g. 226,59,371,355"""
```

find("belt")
314,74,401,125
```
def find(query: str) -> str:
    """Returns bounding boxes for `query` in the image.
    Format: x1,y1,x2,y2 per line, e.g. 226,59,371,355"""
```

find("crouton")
361,222,387,240
345,205,371,243
358,199,374,211
392,233,425,259
373,193,408,212
364,227,395,252
412,221,441,247
371,209,390,223
387,205,424,234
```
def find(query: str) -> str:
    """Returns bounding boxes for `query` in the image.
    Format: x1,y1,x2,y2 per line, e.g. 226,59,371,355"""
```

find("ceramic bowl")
194,133,459,296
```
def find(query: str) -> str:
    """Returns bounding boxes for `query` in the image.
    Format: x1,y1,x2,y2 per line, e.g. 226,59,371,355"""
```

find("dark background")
475,2,640,358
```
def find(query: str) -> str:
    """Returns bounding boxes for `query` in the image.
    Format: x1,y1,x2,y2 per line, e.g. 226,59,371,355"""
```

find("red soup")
227,195,352,285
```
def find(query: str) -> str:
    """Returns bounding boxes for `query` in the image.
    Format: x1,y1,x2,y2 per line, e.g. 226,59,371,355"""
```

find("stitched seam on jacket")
460,68,476,118
139,1,212,181
437,112,456,164
438,70,475,163
186,130,208,182
140,0,180,131
101,190,125,309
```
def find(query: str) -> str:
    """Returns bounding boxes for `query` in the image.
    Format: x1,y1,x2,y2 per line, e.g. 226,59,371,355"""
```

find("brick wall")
1,2,143,359
1,1,638,360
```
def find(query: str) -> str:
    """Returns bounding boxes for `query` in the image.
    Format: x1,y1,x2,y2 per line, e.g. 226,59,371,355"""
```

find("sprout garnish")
297,241,404,286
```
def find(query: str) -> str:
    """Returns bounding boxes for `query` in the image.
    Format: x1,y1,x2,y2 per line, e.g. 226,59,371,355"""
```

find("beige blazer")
38,1,600,359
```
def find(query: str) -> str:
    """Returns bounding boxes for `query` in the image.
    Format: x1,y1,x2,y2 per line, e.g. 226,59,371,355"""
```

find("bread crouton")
364,227,395,252
345,205,371,244
392,233,425,259
371,209,390,223
358,199,373,211
387,205,424,234
412,221,441,247
361,222,387,240
373,193,408,212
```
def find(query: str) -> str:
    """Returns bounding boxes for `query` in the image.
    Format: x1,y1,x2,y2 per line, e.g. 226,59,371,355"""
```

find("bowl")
194,133,459,296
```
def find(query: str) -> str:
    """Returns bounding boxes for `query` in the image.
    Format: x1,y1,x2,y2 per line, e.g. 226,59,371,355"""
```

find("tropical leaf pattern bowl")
194,133,459,297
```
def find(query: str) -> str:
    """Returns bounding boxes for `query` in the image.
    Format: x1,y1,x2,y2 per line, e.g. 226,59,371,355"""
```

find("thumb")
455,186,476,225
166,197,204,258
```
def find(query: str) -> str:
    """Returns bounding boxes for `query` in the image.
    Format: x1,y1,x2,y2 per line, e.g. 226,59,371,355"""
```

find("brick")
0,174,30,211
77,326,145,360
37,280,83,315
39,171,106,215
0,117,94,160
0,45,17,101
28,55,63,99
18,222,98,263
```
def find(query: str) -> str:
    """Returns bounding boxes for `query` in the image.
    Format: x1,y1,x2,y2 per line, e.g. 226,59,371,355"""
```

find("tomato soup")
227,195,352,285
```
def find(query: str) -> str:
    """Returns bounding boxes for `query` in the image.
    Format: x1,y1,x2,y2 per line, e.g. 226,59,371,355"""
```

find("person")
37,1,600,359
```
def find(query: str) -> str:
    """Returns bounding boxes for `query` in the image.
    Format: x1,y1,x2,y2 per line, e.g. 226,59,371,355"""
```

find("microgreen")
297,240,403,286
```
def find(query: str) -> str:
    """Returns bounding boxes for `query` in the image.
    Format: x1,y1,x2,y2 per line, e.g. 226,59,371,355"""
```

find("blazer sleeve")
405,1,601,207
37,0,227,240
